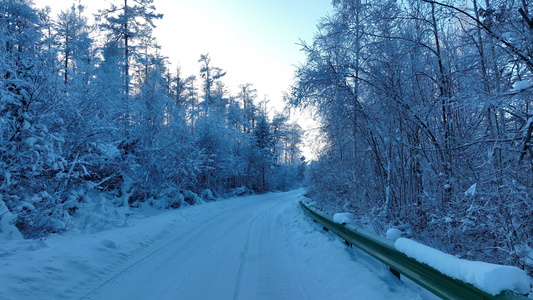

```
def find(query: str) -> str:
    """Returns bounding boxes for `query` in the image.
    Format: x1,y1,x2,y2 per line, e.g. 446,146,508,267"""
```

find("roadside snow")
395,238,531,296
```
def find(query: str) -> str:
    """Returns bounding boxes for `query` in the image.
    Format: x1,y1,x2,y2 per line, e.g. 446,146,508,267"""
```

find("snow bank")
333,212,353,225
395,238,531,296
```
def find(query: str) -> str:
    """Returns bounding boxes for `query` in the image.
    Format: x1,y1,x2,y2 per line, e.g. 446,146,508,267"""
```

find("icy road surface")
1,190,435,300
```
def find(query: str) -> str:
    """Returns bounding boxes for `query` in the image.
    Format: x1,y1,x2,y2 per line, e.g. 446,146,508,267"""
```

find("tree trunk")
430,2,453,204
124,0,130,98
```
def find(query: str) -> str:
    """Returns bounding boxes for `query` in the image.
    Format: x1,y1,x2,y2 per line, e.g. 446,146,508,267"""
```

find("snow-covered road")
1,190,436,300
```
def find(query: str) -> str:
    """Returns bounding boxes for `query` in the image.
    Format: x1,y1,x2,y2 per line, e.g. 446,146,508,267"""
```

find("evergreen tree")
198,53,226,107
251,115,275,192
97,0,163,97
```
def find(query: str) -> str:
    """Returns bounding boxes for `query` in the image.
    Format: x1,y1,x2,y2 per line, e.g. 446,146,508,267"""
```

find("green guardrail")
299,201,529,300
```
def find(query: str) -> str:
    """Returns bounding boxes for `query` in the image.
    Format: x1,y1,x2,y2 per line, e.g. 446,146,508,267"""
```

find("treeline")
0,0,304,238
291,0,532,273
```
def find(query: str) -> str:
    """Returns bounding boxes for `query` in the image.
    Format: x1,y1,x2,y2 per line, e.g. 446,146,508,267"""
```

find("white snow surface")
464,183,477,197
333,212,354,225
0,190,437,300
0,199,23,240
395,238,531,296
513,80,533,91
386,228,402,242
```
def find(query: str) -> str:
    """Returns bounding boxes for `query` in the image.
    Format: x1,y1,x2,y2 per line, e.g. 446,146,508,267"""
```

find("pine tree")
252,115,275,192
97,0,163,97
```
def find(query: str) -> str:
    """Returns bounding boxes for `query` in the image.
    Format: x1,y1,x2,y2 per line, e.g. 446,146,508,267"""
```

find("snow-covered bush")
200,189,215,201
0,198,23,240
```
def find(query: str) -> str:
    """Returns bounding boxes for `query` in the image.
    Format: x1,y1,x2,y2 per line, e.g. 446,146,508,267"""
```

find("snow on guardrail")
395,238,531,296
333,213,354,225
299,200,532,299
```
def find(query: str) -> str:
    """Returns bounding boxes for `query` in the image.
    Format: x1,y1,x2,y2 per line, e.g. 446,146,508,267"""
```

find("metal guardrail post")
299,201,529,300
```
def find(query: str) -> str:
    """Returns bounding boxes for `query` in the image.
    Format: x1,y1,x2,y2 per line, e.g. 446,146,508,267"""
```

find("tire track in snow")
233,200,310,300
232,199,290,300
81,200,261,299
232,213,256,300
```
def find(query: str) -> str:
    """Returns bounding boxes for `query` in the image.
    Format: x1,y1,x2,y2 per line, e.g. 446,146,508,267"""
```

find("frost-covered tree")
0,0,304,240
249,115,275,192
97,0,163,97
56,4,86,85
237,83,258,134
198,53,226,107
0,0,68,237
293,0,533,275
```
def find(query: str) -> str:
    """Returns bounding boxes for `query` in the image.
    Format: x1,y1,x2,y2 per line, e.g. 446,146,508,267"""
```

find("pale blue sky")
36,0,332,111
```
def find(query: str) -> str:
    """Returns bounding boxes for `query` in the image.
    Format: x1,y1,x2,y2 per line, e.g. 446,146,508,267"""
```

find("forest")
1,0,532,278
292,0,533,275
0,0,304,239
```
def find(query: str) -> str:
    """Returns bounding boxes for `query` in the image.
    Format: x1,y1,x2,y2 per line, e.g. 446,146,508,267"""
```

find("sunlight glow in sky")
35,0,332,111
